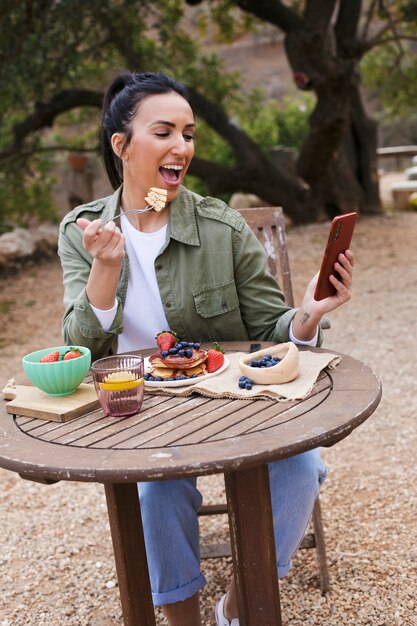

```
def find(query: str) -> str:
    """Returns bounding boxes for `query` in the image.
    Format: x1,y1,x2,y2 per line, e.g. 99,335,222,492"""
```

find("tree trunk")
283,16,382,219
350,86,381,215
228,0,383,221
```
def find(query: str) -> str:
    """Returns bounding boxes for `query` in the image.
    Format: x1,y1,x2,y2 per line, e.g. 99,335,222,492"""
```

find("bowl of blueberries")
238,342,299,386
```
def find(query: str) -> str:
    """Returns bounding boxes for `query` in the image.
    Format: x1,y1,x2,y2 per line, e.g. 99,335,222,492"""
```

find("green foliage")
361,43,417,119
0,152,58,235
193,0,257,43
207,0,257,43
0,0,165,226
234,88,280,151
0,0,256,225
52,108,101,151
274,93,315,149
360,0,417,125
4,0,414,225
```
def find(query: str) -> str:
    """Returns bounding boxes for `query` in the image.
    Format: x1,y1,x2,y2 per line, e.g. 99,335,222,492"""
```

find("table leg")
224,465,282,626
104,482,156,626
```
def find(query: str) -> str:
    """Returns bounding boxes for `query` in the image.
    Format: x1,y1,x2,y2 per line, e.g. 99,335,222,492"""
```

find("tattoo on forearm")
301,312,310,326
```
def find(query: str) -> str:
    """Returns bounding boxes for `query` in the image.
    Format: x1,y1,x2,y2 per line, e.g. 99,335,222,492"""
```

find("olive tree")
1,0,416,227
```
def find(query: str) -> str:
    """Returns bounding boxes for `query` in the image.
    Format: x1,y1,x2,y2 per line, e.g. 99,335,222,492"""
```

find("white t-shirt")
91,216,169,352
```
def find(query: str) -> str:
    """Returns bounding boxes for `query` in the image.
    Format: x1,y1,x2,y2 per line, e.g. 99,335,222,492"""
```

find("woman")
58,71,354,626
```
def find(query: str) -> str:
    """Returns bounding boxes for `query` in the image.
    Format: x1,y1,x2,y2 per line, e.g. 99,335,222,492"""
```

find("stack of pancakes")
148,349,208,380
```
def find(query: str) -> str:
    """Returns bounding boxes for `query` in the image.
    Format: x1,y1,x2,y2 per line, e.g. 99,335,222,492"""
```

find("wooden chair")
199,206,330,594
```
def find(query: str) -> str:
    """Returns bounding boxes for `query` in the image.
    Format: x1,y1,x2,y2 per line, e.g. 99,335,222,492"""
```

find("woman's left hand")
292,249,355,342
304,249,355,315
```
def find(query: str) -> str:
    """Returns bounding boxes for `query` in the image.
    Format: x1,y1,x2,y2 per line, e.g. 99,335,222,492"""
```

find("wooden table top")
0,343,381,483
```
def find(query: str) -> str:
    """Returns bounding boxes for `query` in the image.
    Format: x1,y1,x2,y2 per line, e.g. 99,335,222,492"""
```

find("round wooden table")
0,343,382,626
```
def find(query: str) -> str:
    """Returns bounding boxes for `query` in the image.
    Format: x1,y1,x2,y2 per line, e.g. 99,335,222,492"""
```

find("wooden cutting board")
2,380,100,422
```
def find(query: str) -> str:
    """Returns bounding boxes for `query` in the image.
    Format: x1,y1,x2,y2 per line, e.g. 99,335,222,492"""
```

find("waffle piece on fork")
144,187,168,212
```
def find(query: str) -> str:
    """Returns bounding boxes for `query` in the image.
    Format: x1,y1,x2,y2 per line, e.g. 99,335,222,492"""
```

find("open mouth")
159,164,183,185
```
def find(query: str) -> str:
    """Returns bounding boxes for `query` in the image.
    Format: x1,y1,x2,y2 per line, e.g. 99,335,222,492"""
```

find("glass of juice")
91,355,144,417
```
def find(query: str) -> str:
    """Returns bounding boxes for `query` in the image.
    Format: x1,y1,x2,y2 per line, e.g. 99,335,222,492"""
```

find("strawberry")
62,347,83,361
206,342,225,373
156,330,177,352
40,350,60,363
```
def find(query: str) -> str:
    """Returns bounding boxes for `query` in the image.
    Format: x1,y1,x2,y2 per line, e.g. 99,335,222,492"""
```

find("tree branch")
368,0,404,54
360,0,378,42
4,144,100,164
334,0,362,57
364,31,417,53
0,89,103,163
189,154,310,223
304,0,338,33
187,86,263,169
233,0,301,33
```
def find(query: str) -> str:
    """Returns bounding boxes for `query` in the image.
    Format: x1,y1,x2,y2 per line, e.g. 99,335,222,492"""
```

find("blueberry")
239,381,246,389
161,350,169,357
144,373,150,380
245,382,253,390
155,376,163,381
194,342,201,349
239,375,246,382
250,360,259,367
178,349,185,357
149,376,155,381
191,374,198,378
181,341,189,347
169,347,178,354
166,377,174,381
186,349,193,357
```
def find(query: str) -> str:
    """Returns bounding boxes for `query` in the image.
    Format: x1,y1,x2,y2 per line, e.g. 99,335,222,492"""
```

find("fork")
104,205,153,225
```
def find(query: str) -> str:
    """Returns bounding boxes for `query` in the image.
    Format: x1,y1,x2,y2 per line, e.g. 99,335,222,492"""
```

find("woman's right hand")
77,218,125,266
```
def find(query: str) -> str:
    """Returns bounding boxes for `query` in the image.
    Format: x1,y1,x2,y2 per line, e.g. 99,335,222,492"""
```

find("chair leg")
312,498,330,594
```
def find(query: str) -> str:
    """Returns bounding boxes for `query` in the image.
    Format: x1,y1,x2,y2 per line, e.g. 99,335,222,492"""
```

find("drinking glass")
91,355,144,417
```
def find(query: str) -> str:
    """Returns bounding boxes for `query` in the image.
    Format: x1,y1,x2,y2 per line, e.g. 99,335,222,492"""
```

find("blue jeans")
138,448,327,606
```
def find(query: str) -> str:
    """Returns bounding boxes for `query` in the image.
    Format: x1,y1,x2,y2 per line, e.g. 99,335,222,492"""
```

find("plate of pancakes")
144,349,230,388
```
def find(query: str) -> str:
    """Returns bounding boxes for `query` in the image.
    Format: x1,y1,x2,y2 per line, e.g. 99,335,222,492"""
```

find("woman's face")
113,92,195,204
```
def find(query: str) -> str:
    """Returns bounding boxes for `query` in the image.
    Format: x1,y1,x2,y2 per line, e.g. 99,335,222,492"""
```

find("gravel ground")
0,210,416,626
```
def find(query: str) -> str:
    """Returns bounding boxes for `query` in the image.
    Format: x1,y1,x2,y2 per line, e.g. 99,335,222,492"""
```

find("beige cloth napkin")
146,350,341,401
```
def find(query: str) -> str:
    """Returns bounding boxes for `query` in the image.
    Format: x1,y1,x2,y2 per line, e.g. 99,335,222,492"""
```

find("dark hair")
101,71,191,190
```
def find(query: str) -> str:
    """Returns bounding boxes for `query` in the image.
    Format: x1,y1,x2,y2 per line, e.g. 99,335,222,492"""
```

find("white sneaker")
215,593,240,626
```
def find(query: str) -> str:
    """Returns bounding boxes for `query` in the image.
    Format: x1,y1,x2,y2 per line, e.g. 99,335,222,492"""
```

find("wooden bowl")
239,343,299,385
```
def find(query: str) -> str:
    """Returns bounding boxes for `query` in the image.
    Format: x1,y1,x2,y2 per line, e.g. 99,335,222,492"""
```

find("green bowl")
22,346,91,396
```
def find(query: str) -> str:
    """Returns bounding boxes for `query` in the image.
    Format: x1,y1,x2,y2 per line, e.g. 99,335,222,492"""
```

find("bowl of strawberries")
22,346,91,396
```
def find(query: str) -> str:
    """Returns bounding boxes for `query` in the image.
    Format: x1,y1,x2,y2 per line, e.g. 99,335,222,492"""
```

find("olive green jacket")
58,186,322,360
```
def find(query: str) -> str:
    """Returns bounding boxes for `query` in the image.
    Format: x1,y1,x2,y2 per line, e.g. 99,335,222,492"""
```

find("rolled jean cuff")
152,573,207,606
278,560,292,579
318,467,328,485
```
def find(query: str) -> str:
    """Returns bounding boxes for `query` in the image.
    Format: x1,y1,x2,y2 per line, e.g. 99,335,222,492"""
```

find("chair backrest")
237,206,295,307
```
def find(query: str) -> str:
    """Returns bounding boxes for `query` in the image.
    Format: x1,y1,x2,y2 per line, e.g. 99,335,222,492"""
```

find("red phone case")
314,212,357,301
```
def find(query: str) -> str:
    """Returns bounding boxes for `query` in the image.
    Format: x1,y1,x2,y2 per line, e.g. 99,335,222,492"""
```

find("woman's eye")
155,132,169,138
183,134,194,142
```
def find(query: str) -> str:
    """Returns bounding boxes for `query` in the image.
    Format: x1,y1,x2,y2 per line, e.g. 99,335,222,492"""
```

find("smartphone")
314,212,357,301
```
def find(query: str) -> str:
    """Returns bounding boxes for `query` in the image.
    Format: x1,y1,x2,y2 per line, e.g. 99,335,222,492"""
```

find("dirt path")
0,211,416,625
